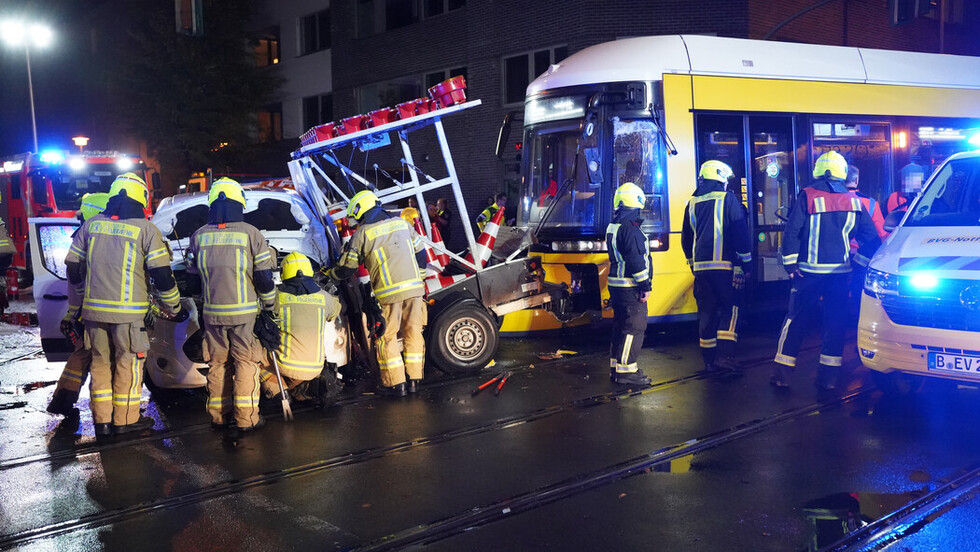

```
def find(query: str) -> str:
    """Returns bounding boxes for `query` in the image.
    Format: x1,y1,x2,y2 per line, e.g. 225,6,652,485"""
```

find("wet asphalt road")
2,311,980,551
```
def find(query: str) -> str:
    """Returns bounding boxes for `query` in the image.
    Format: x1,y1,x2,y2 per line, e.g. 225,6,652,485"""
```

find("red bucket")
300,122,336,145
428,75,467,107
414,98,432,115
339,115,369,135
396,101,418,119
368,108,397,127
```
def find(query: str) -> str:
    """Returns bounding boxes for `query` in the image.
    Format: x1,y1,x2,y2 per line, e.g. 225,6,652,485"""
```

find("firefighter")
64,174,183,437
258,252,342,404
327,190,426,397
476,193,507,232
185,177,277,433
681,160,753,373
606,182,652,386
47,192,110,417
845,165,887,317
0,215,14,314
772,152,881,390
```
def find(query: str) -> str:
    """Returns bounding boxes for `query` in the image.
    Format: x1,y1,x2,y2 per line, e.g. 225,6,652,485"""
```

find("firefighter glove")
733,267,747,290
169,304,190,323
254,309,281,352
373,315,386,340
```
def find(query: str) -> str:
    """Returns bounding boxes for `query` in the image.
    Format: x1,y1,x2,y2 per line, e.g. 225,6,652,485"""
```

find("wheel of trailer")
429,303,498,376
870,369,925,396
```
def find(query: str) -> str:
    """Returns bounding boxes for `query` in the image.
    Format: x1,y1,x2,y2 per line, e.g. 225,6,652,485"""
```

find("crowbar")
269,350,294,422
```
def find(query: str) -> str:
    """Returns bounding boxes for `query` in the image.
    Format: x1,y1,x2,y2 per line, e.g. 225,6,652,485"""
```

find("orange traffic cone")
465,206,504,269
429,222,451,268
412,217,444,277
339,219,371,286
424,273,470,295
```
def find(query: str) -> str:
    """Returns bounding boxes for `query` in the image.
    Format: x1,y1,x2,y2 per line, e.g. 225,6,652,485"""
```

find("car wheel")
870,369,925,396
428,303,498,376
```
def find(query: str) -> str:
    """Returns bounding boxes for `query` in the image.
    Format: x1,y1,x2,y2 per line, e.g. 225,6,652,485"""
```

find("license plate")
928,352,980,376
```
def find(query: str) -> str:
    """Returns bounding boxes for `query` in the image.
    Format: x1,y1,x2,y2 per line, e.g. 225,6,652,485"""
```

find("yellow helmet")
109,172,149,207
613,182,645,210
813,151,848,181
400,206,420,225
208,177,246,207
348,190,379,220
280,251,314,280
699,160,734,183
79,192,110,221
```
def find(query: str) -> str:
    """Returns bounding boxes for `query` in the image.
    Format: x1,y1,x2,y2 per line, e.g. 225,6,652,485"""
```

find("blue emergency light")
39,150,64,164
908,272,939,291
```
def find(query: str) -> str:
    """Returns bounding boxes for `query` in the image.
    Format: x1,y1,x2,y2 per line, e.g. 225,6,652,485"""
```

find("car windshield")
47,164,144,212
906,157,980,227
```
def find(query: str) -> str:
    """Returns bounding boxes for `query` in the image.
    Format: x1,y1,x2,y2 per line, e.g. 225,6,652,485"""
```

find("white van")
31,187,345,389
858,150,980,389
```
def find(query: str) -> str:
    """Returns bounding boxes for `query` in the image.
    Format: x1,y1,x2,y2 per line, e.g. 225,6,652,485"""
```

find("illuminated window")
503,46,568,106
255,26,280,67
300,9,330,55
258,103,283,142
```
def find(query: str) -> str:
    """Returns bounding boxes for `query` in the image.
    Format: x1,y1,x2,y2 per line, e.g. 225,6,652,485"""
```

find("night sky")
0,1,110,156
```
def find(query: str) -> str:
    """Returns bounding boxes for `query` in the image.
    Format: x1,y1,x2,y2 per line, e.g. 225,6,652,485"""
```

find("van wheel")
870,370,925,396
428,303,498,376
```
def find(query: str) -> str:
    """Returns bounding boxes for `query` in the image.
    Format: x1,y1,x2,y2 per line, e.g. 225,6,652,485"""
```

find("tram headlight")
864,268,899,299
552,240,606,252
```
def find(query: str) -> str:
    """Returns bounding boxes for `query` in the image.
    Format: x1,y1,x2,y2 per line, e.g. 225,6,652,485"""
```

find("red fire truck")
0,150,150,271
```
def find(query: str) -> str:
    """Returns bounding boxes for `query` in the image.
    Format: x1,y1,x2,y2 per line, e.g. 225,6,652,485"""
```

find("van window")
37,223,78,279
906,157,980,227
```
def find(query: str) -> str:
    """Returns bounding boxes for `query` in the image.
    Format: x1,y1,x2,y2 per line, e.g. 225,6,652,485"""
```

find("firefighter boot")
94,423,113,439
713,342,743,373
815,364,838,390
770,362,792,389
406,379,421,394
378,382,407,397
47,389,79,416
114,415,155,435
612,369,652,386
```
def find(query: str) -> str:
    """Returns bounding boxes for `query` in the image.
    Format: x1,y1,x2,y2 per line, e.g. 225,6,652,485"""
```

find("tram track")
0,347,43,369
0,345,806,549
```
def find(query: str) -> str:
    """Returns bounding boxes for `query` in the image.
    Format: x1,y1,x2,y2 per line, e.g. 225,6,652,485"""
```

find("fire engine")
0,150,149,271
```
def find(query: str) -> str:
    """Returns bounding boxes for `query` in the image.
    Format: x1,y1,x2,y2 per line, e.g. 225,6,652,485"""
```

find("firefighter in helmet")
258,252,342,405
0,202,17,314
65,174,183,437
772,151,881,389
681,160,753,373
606,182,653,386
327,190,426,397
47,192,110,417
185,177,277,433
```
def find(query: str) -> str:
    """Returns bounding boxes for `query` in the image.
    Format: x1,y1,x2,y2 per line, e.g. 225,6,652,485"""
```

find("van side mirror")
151,173,162,191
495,112,515,159
883,209,904,233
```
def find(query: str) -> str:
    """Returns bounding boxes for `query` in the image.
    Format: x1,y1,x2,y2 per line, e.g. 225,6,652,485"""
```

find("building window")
255,26,280,67
357,77,420,113
424,67,467,91
258,103,283,142
300,9,330,55
502,46,568,105
423,0,465,18
303,94,333,130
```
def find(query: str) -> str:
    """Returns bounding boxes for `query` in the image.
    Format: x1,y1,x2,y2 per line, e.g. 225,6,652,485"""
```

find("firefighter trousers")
693,270,739,367
377,296,427,388
204,321,261,428
609,287,647,374
84,320,149,426
53,340,92,402
773,272,849,386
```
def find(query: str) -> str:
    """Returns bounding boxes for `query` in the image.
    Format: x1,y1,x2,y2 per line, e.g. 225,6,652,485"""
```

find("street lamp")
1,19,54,153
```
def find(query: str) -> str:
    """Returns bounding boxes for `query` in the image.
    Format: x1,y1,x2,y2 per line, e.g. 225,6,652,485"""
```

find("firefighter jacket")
64,213,179,323
276,277,342,378
605,208,652,291
329,207,425,304
186,221,276,326
681,182,753,272
0,221,15,271
476,202,501,232
781,180,882,275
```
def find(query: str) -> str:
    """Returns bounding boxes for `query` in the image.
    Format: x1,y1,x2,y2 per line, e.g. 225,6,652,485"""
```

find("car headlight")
864,267,899,299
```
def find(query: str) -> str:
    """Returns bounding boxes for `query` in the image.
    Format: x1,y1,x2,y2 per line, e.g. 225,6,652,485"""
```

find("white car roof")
153,188,315,237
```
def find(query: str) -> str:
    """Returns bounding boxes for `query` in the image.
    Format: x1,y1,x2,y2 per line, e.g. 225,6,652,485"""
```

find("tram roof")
527,35,980,96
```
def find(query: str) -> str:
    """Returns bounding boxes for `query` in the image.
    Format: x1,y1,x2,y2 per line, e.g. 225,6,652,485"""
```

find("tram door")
695,114,797,282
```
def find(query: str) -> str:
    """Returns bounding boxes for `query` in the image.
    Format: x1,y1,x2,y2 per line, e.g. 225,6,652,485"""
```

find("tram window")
612,119,668,234
812,121,891,207
523,124,598,232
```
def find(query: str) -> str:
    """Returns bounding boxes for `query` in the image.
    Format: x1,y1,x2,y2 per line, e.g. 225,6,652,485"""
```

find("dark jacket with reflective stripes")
782,180,882,275
681,182,752,272
605,209,651,292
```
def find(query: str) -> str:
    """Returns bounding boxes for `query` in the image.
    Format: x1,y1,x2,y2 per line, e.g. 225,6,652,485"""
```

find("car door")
28,217,79,361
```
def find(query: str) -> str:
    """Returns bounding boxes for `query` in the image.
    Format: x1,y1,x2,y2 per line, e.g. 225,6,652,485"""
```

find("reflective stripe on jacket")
781,182,882,274
0,222,15,256
276,289,341,378
187,222,276,325
606,213,652,291
335,216,425,304
681,183,752,272
64,215,175,323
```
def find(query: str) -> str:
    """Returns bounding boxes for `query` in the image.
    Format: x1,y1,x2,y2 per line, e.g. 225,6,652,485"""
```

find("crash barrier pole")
269,351,295,422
